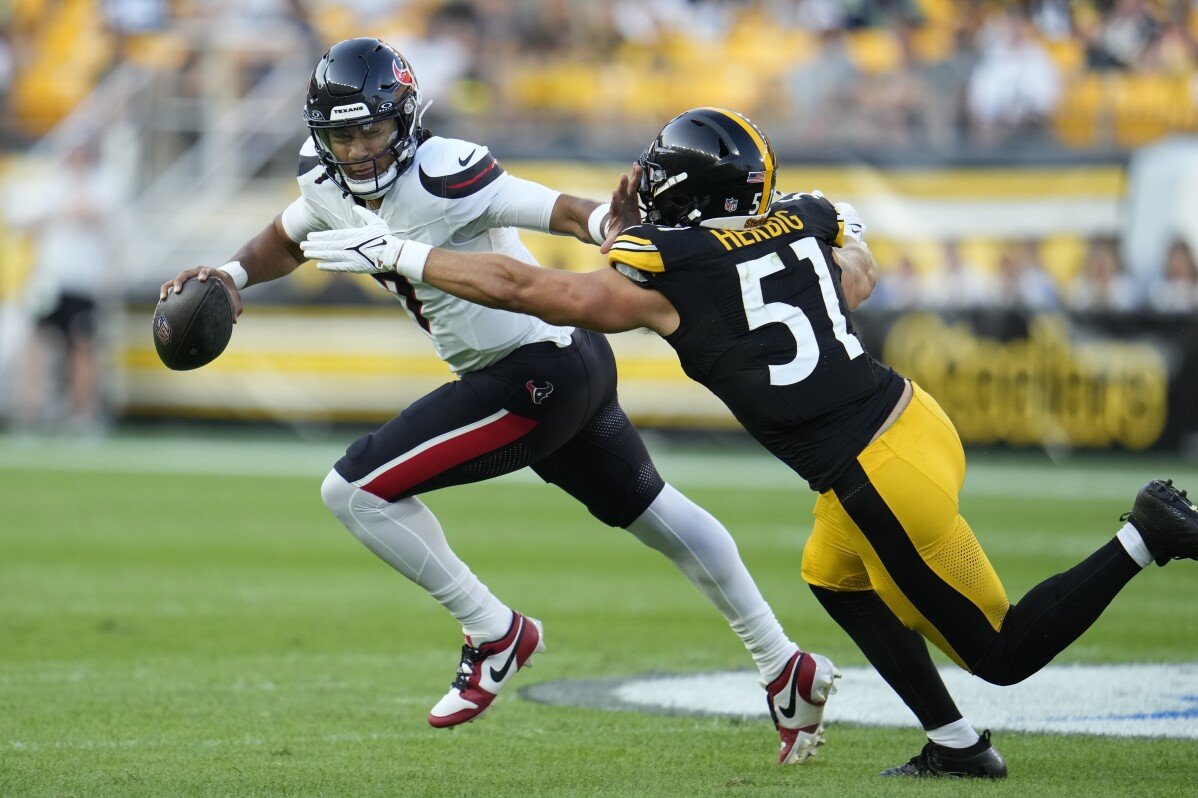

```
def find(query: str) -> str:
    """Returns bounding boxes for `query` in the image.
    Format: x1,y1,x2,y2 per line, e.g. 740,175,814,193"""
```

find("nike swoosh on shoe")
775,655,802,719
488,617,523,682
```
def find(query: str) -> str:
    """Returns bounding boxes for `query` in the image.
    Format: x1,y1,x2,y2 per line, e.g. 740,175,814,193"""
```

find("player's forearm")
423,249,581,326
835,240,878,311
229,217,306,287
549,194,605,244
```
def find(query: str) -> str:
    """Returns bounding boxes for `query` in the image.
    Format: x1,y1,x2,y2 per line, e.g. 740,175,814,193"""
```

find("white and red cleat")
765,650,841,765
428,611,545,728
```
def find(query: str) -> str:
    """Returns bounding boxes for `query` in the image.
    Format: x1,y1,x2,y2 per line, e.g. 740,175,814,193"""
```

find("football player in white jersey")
160,38,838,763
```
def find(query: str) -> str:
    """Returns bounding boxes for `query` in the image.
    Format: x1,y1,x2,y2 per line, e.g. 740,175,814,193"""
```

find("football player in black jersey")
304,107,1198,779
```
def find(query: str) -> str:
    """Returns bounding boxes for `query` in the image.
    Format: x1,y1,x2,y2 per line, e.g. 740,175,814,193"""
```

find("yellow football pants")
801,384,1011,670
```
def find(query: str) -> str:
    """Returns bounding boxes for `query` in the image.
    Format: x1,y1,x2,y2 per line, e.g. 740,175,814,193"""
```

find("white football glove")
301,206,431,280
835,201,866,242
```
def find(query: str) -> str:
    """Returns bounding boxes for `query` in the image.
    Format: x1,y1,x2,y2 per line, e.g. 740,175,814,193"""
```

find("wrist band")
395,240,433,282
587,202,611,245
217,260,249,290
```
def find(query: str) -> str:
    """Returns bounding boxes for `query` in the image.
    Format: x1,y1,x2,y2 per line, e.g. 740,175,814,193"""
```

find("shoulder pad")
297,138,322,179
416,137,505,199
608,225,665,274
417,137,490,176
773,191,842,246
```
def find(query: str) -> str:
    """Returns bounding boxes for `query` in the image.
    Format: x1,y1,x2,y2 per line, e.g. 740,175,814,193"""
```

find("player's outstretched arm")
300,205,679,333
421,249,677,335
835,239,878,311
159,215,304,321
548,163,644,249
548,194,605,244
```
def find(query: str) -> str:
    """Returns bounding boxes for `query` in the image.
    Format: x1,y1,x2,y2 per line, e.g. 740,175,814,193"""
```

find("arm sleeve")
471,174,560,233
279,195,328,243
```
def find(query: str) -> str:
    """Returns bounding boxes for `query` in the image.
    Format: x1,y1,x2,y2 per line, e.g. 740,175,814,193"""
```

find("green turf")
1,433,1196,797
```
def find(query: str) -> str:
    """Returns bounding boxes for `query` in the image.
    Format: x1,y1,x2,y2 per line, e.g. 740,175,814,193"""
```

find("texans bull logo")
526,380,553,405
393,62,414,87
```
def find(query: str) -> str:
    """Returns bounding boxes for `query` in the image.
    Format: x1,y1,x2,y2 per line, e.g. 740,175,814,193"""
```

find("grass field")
2,430,1197,797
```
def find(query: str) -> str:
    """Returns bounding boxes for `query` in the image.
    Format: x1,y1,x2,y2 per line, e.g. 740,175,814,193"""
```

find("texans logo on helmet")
393,62,414,87
526,381,554,405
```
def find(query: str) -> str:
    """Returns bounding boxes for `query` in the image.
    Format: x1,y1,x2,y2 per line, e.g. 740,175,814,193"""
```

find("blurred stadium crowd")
2,0,1198,152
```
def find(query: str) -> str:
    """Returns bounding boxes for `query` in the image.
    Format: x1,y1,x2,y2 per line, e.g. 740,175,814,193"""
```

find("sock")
810,585,964,730
926,717,980,749
627,483,799,682
1116,522,1154,568
321,469,512,642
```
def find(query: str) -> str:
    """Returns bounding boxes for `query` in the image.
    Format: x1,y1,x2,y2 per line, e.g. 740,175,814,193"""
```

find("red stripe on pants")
362,412,538,499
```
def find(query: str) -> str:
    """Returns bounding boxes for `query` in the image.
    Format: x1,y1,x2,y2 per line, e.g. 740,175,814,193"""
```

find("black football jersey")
608,192,905,491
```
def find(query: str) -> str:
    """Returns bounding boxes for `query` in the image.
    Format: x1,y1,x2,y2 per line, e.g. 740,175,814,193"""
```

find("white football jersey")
281,136,574,374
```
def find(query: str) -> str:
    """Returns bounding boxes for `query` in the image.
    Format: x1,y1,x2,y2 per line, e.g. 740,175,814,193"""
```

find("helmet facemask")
311,114,415,199
637,152,702,227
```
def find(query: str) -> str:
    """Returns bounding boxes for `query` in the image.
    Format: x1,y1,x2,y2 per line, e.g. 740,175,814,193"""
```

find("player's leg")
15,301,65,429
831,383,1182,688
322,377,545,643
531,406,801,679
802,502,1002,777
803,505,967,732
321,341,597,727
62,295,103,431
530,330,837,764
966,477,1198,684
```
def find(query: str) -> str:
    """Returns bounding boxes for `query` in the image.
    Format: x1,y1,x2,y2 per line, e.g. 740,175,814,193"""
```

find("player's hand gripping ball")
152,277,234,370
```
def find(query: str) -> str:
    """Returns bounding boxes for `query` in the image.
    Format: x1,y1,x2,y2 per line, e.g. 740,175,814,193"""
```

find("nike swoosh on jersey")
775,655,802,719
458,150,476,166
488,618,523,682
419,155,505,199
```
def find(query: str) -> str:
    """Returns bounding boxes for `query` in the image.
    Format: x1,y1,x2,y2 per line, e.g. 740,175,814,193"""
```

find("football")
152,276,234,370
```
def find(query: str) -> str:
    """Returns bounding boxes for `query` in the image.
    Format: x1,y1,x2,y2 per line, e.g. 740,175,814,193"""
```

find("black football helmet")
304,37,423,198
637,107,777,228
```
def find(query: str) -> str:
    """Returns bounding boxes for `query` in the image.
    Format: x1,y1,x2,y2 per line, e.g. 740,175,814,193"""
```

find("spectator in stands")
870,254,923,309
1138,19,1197,75
995,242,1059,311
1067,236,1141,311
967,9,1061,144
1029,0,1073,40
390,1,481,127
0,27,12,149
790,0,849,32
856,20,935,150
922,241,995,310
922,21,980,152
785,27,862,146
8,144,121,434
1147,238,1198,312
1083,0,1158,70
840,0,923,28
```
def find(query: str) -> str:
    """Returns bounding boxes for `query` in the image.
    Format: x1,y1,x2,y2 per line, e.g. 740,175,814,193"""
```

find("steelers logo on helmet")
305,38,424,199
636,107,777,230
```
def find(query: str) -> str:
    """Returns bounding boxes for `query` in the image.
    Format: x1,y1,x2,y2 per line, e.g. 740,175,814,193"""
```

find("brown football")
152,277,234,371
